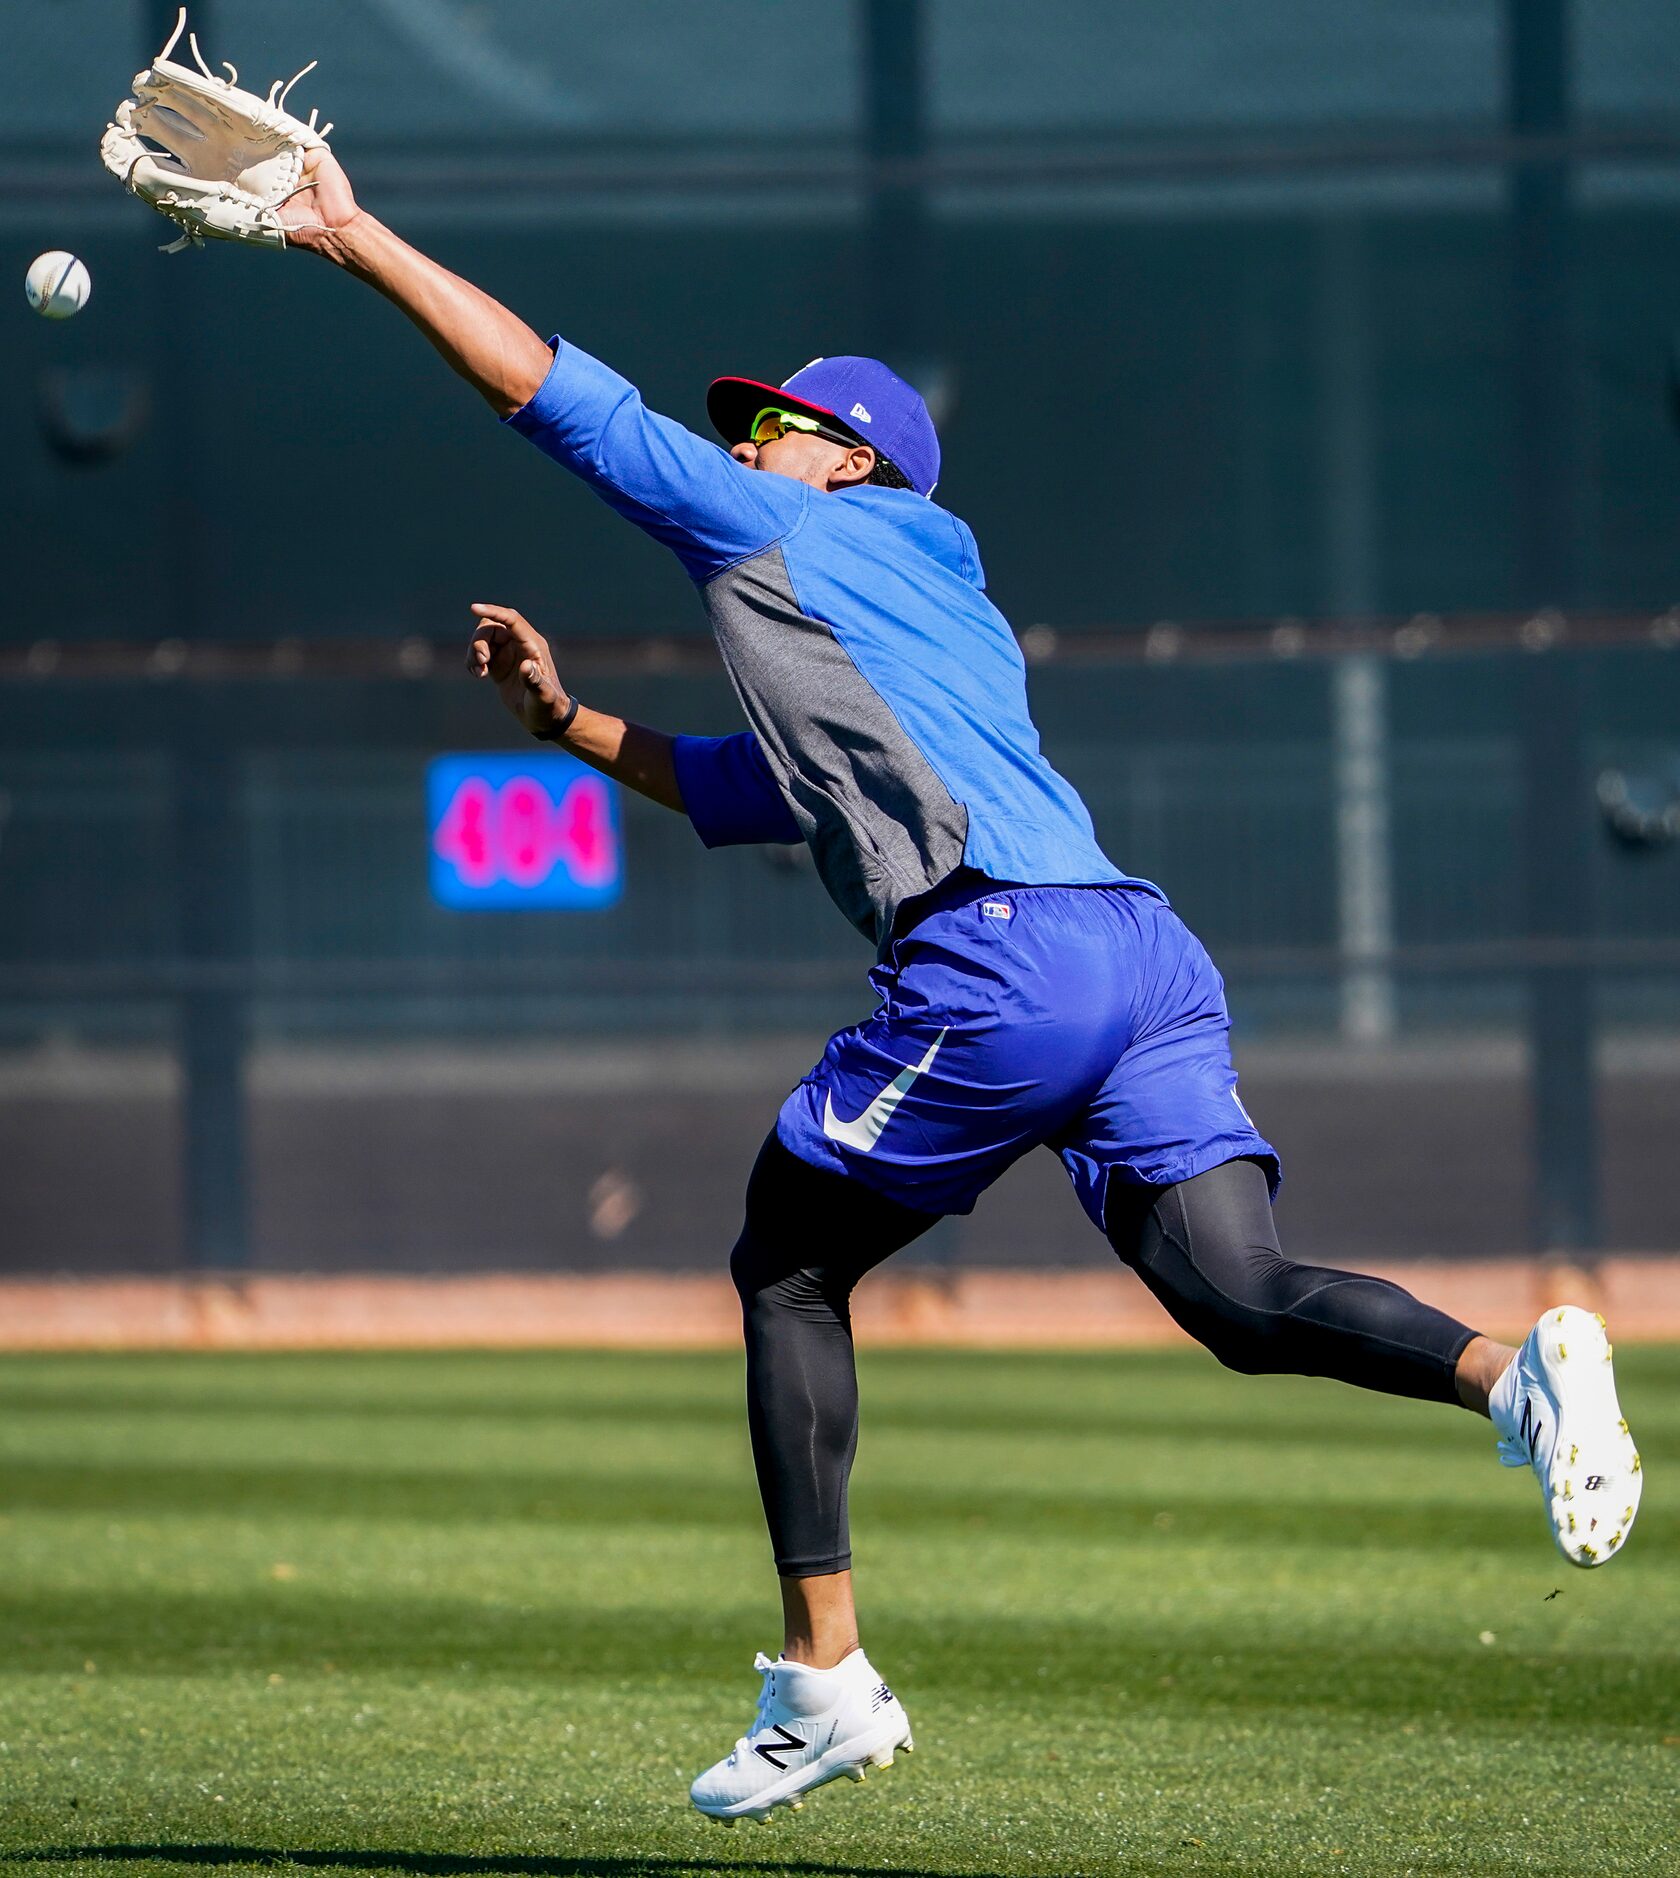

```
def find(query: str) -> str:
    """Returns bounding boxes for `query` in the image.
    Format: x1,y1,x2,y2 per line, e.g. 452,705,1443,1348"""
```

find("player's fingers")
519,658,552,697
472,604,549,656
471,602,529,629
465,621,501,675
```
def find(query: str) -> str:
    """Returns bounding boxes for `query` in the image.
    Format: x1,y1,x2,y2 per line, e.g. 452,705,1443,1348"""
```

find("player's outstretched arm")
281,154,794,582
468,604,685,812
282,152,553,418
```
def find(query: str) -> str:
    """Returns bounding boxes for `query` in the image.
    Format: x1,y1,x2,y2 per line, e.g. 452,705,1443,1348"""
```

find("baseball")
25,251,92,320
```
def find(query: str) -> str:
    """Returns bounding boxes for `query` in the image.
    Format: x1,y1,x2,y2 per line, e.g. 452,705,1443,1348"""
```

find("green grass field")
1,1347,1674,1878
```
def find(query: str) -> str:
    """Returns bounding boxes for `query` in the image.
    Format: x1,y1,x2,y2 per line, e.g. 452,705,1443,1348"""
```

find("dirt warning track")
3,1256,1678,1350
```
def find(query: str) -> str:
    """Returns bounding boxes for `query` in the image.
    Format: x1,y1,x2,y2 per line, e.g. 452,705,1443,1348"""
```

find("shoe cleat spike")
1557,1342,1567,1359
874,1750,895,1769
1566,1512,1577,1533
752,1812,772,1827
717,1816,737,1829
901,1737,915,1753
845,1763,867,1783
1632,1452,1642,1473
1618,1418,1629,1435
1569,1443,1579,1464
1579,1542,1598,1562
1624,1505,1636,1524
1608,1531,1622,1549
1561,1480,1573,1500
1604,1342,1612,1361
787,1800,803,1814
1595,1312,1606,1328
1554,1310,1566,1323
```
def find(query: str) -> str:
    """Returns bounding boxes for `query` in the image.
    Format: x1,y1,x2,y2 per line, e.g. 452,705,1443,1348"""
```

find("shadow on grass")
7,1581,1676,1729
0,1377,1569,1458
0,1453,1575,1557
10,1846,1009,1878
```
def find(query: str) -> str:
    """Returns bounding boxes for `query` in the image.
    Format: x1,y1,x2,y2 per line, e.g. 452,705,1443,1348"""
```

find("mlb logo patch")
981,899,1013,920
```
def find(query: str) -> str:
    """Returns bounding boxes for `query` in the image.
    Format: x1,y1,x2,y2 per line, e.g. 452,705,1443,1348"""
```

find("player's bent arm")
553,712,801,847
468,605,798,839
560,706,685,816
466,603,802,846
468,602,683,811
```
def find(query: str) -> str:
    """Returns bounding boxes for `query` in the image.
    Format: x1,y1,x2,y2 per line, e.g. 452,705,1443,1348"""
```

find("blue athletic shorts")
777,878,1280,1226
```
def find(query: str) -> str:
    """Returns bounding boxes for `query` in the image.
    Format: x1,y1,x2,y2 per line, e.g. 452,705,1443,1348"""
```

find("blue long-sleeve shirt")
507,338,1155,946
671,731,803,847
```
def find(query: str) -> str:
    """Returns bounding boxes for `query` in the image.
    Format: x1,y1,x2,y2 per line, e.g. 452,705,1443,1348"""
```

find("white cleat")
689,1648,913,1824
1489,1306,1643,1568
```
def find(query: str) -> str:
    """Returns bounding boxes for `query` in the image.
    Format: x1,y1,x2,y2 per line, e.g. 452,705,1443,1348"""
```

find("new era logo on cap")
850,403,873,424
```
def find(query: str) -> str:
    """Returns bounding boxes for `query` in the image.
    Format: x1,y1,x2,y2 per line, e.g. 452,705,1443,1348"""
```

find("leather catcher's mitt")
100,7,334,252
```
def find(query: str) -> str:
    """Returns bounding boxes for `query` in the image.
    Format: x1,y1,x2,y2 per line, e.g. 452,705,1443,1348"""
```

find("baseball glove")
100,6,334,253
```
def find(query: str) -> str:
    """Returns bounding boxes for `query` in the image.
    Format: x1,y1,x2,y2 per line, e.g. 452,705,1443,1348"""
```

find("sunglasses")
750,405,862,451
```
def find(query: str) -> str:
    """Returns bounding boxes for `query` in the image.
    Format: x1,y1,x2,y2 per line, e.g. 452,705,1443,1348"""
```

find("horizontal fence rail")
4,611,1679,682
18,124,1680,206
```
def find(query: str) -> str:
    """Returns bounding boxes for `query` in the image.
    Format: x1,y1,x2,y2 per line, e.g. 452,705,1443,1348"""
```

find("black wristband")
536,693,581,742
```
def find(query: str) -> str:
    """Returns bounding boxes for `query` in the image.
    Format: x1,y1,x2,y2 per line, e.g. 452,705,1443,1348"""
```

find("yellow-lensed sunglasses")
750,405,863,451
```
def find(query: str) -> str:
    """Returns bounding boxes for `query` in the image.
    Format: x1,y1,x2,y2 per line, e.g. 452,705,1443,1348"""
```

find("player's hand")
467,603,576,741
277,147,362,249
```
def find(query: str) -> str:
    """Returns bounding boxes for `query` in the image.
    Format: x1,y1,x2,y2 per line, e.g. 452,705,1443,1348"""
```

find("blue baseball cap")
707,355,940,497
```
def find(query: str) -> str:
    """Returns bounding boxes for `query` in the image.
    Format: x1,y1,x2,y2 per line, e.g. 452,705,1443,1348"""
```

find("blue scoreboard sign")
428,752,623,910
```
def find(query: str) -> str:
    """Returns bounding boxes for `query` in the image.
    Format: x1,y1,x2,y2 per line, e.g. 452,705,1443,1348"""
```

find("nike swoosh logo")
821,1029,949,1153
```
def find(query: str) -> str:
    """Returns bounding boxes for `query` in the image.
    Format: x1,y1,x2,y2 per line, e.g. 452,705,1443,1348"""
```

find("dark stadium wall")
10,203,1680,643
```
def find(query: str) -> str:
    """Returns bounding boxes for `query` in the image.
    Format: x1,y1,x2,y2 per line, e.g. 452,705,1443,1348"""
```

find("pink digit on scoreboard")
497,775,553,887
555,776,616,887
432,776,499,888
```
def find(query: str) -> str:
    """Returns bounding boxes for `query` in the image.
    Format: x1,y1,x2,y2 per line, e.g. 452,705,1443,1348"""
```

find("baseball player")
102,43,1644,1829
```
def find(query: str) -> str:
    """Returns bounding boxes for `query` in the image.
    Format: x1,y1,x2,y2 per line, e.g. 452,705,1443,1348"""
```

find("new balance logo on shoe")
752,1724,805,1770
869,1680,895,1712
1520,1396,1544,1460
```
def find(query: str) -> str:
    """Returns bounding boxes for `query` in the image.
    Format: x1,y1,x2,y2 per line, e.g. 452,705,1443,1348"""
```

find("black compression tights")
730,1136,1479,1577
